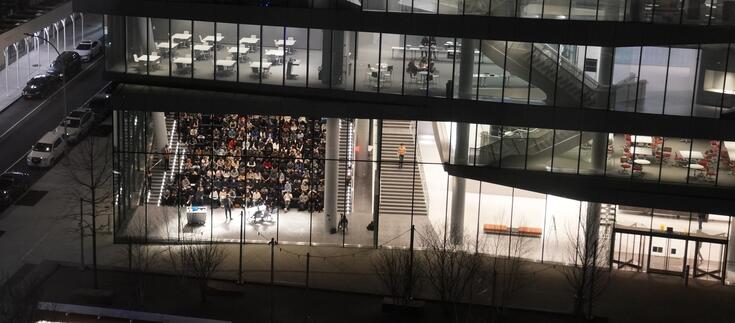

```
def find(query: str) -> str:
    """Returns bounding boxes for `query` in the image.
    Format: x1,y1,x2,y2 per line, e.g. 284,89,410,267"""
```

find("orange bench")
517,226,542,236
483,224,509,234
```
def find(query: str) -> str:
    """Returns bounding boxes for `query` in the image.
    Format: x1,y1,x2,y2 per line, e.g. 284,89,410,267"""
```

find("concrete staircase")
379,120,428,217
337,118,354,215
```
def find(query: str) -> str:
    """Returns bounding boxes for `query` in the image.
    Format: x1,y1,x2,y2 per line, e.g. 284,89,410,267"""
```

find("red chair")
698,159,709,168
620,162,631,174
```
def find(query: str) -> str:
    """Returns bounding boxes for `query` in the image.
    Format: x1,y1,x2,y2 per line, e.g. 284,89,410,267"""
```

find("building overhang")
445,164,735,215
110,78,735,140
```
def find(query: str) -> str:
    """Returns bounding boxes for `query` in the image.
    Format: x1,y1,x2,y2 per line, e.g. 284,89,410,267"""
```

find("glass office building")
78,0,735,284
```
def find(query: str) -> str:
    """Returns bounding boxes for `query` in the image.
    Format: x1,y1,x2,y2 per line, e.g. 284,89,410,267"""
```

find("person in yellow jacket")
398,143,406,169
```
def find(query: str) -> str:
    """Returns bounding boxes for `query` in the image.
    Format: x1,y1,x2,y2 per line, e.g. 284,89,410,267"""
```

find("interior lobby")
114,110,735,283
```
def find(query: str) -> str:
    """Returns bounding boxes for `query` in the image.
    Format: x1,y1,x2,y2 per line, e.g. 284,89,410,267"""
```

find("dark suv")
0,172,30,206
22,74,62,99
47,51,82,79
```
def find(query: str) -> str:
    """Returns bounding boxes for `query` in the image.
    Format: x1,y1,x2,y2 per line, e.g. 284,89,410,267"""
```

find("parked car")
0,172,30,206
74,40,102,62
22,74,61,99
27,129,67,168
58,107,94,144
85,93,112,122
47,51,82,79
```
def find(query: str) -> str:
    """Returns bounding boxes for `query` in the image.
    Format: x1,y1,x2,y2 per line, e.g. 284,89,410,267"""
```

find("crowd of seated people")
160,113,327,213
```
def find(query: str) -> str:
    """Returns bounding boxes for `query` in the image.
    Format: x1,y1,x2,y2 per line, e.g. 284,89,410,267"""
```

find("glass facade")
143,0,735,25
106,16,735,118
113,111,733,281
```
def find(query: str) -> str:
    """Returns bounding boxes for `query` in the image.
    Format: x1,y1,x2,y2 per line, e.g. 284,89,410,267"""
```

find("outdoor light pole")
24,33,68,134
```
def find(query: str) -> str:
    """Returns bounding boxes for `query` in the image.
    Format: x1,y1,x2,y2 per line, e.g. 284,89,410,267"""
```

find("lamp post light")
24,33,68,134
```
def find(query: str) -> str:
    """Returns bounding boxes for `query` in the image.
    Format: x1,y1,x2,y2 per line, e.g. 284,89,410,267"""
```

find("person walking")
222,188,233,221
397,143,406,169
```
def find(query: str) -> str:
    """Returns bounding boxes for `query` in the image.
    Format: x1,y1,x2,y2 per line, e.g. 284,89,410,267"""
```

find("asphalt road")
0,55,107,215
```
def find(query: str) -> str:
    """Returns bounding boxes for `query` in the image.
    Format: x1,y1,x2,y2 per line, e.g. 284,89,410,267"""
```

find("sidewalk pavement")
0,15,103,111
0,125,733,323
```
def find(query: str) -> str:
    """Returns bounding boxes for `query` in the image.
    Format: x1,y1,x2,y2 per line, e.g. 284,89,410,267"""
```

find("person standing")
145,168,153,192
162,145,171,170
398,143,406,169
222,188,233,221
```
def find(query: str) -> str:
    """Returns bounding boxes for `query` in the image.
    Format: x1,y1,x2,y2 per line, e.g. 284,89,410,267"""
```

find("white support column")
325,118,340,231
151,112,168,154
448,38,476,245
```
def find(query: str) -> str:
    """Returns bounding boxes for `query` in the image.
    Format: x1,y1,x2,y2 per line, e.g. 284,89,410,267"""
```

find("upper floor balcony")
80,0,735,26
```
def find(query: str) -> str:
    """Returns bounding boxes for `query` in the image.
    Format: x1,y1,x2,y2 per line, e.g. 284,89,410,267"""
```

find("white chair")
287,36,294,41
132,54,140,63
198,35,205,44
274,39,279,47
183,30,190,35
217,32,222,38
250,34,257,38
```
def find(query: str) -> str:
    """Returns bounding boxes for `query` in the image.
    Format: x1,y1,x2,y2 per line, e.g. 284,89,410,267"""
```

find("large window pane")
215,22,237,82
149,18,170,77
126,16,148,75
238,24,261,84
356,31,380,93
262,25,285,85
171,19,193,78
193,20,214,80
284,27,307,87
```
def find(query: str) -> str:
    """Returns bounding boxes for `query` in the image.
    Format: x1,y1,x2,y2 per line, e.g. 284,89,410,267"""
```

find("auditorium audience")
161,113,326,213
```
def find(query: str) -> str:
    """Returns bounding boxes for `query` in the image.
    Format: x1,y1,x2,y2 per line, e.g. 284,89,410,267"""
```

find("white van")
27,129,67,167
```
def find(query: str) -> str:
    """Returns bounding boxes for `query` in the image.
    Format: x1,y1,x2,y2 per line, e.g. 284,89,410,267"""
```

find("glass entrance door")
689,241,726,281
612,232,646,271
647,236,686,276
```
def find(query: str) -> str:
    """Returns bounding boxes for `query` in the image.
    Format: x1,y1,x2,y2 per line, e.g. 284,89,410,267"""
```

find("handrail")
532,43,601,90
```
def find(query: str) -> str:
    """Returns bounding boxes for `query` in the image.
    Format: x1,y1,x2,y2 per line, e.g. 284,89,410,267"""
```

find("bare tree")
167,242,226,303
372,247,421,306
60,134,114,288
117,216,165,308
418,225,483,321
559,217,611,318
479,226,532,321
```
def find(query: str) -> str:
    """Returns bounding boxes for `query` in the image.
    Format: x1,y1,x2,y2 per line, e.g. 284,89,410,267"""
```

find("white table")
193,44,213,60
239,36,260,47
202,35,224,44
679,150,704,160
228,46,250,61
634,159,651,165
193,44,212,52
631,135,653,146
186,206,208,225
265,48,285,57
216,59,237,72
156,41,179,50
689,164,705,170
473,73,506,87
724,141,735,152
275,39,296,47
250,61,272,69
173,57,193,65
171,33,192,44
630,147,652,157
136,55,160,64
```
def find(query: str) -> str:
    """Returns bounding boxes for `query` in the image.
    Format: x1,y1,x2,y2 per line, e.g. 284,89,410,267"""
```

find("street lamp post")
23,33,68,134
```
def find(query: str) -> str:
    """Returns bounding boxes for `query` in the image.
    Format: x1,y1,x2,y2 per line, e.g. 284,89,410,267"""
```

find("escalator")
475,127,581,165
